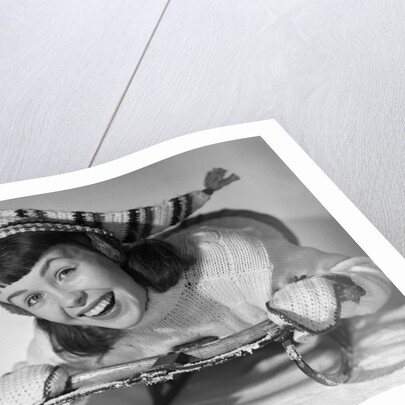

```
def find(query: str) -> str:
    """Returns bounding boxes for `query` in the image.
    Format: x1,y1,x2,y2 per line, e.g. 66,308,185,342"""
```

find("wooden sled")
44,210,353,405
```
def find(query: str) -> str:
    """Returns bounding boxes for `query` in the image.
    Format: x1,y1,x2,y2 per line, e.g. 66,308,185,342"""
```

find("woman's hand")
0,364,69,405
266,274,365,343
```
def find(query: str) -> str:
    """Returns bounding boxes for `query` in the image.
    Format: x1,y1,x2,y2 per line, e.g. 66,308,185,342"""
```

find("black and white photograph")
2,2,405,404
1,133,404,405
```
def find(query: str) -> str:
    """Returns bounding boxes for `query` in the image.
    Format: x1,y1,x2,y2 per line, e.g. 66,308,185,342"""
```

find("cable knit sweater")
27,226,392,373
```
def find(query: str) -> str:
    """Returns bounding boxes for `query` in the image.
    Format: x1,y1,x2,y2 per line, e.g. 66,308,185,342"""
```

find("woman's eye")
26,294,43,307
57,267,76,281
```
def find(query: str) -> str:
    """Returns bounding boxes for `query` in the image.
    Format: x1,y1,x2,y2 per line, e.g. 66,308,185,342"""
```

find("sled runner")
44,321,352,405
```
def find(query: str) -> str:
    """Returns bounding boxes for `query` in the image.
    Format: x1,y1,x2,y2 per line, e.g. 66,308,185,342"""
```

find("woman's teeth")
84,293,115,317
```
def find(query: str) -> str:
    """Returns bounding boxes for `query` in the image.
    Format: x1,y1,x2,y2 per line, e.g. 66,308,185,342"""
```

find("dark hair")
0,231,194,358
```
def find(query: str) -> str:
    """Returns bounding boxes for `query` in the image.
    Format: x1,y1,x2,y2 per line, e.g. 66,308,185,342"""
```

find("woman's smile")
0,244,148,329
79,292,116,318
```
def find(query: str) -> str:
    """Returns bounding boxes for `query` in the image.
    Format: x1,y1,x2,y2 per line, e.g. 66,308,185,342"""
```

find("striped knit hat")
0,189,212,249
0,168,240,247
1,205,173,245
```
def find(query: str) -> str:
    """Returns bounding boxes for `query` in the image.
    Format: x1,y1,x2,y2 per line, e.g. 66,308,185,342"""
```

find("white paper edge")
0,119,404,405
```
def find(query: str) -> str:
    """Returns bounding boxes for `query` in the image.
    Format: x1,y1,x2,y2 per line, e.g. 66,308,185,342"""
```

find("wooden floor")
1,0,405,254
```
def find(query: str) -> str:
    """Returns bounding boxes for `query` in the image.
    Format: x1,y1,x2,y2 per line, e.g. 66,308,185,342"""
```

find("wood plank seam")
88,0,173,168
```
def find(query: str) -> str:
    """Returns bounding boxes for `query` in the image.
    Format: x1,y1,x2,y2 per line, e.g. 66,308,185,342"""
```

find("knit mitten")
266,274,365,343
0,364,69,405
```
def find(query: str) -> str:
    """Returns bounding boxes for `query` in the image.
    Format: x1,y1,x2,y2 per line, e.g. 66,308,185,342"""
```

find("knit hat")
0,168,240,291
0,168,239,245
0,203,183,247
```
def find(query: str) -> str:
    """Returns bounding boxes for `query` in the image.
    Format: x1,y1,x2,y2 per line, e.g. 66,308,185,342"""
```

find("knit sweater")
26,226,392,372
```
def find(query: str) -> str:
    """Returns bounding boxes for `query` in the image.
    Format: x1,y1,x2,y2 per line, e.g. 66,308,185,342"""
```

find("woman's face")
0,244,148,329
